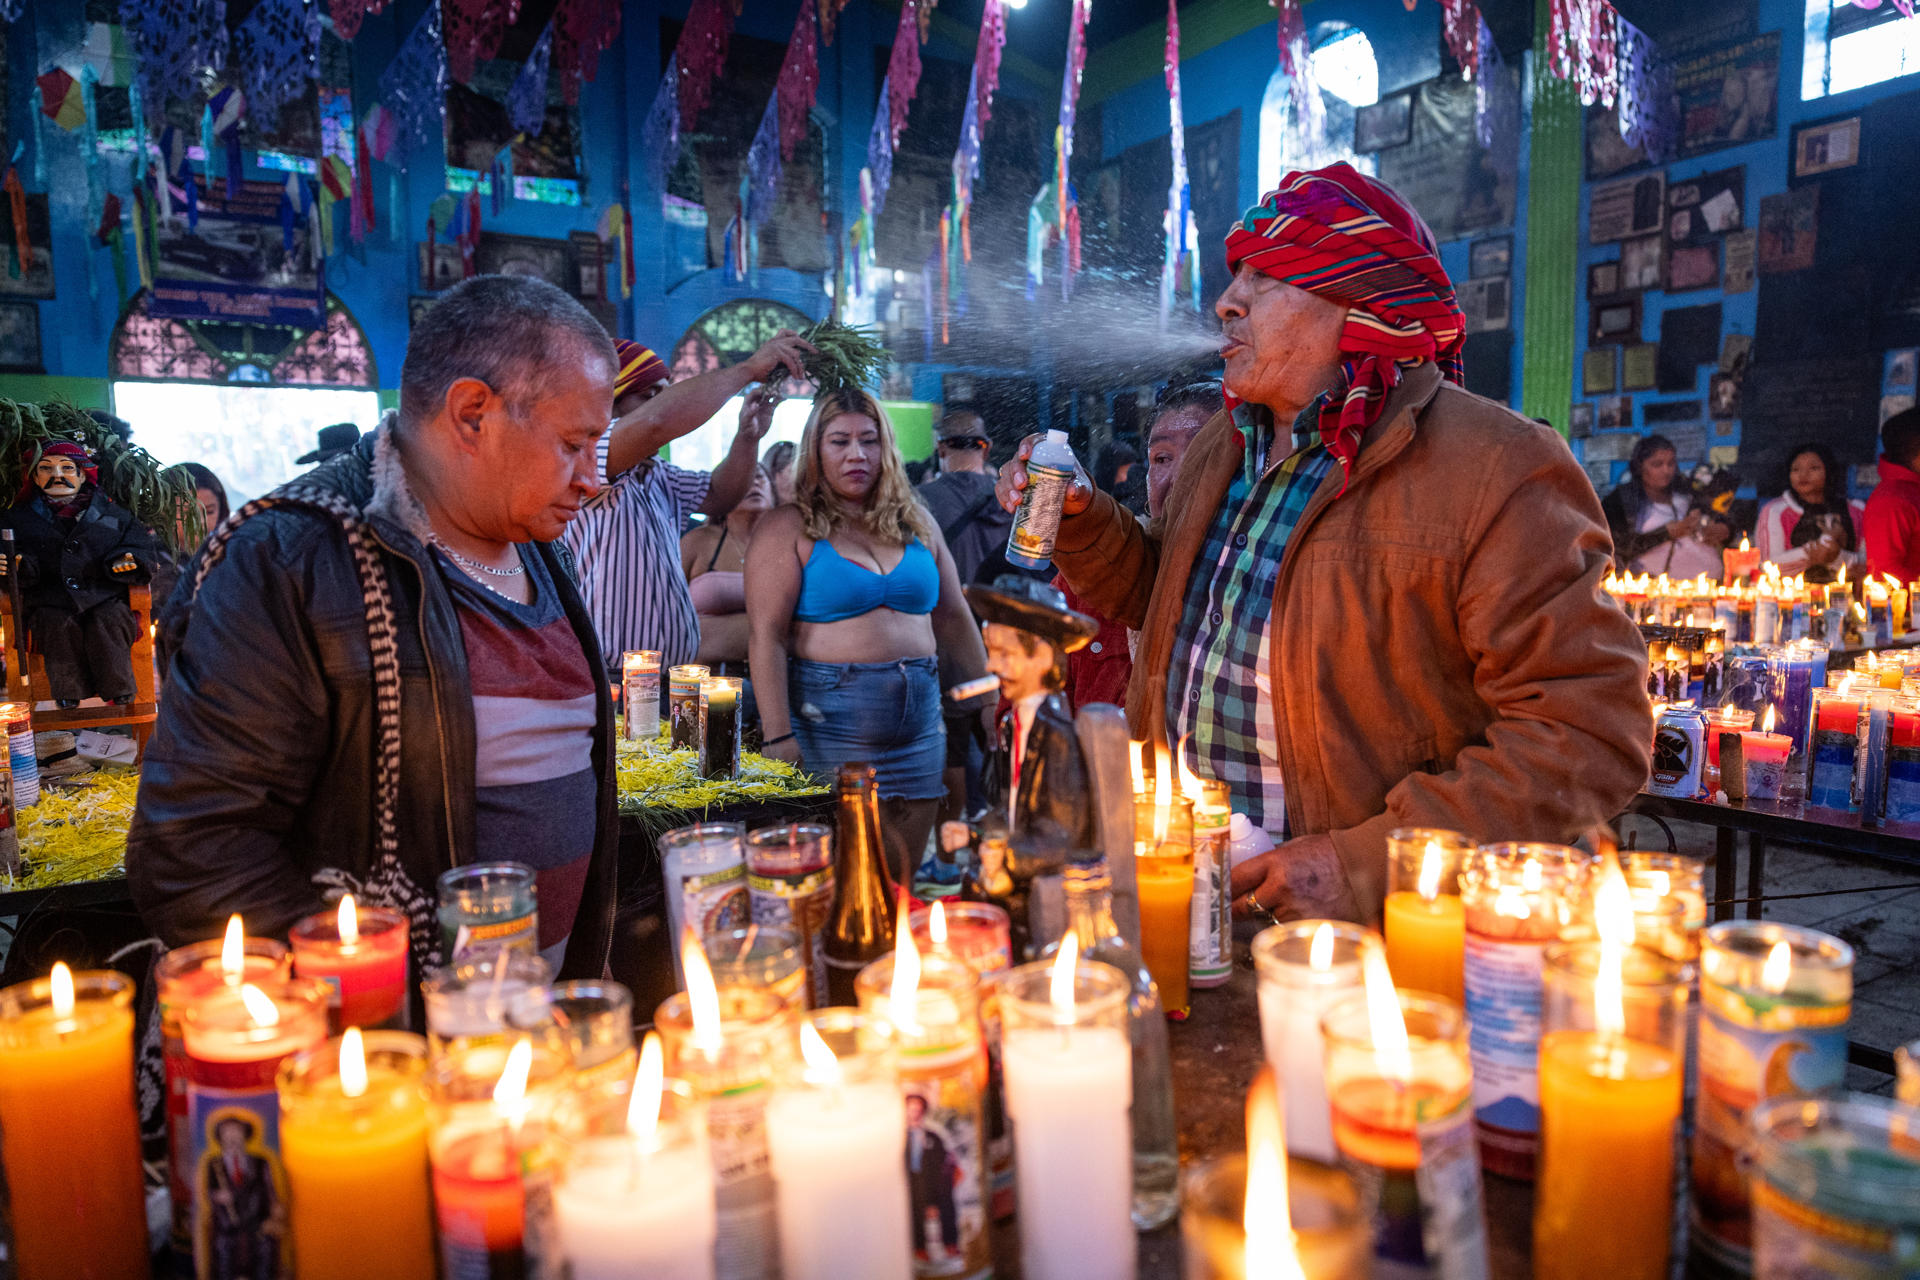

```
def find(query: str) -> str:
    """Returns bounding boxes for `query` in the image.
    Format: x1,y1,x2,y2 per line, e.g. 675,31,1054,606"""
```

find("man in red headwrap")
996,165,1650,924
560,329,813,672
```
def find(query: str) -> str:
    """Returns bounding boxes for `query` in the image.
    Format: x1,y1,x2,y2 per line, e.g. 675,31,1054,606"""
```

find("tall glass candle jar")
552,1071,715,1280
911,901,1016,1220
999,955,1135,1280
765,1009,911,1280
1181,1153,1371,1279
1534,943,1689,1280
1383,828,1473,1004
1320,989,1489,1278
437,861,539,962
1692,920,1853,1275
1,700,37,809
1749,1094,1920,1280
181,977,332,1280
659,822,750,989
425,1036,575,1280
1458,841,1588,1180
1189,778,1234,990
622,649,662,741
290,897,409,1031
707,924,806,1010
1253,921,1371,1164
0,967,148,1280
670,663,710,750
279,1031,435,1280
507,980,637,1135
1621,851,1707,954
422,950,554,1053
1133,795,1194,1018
655,983,794,1280
699,675,744,779
745,823,835,1008
155,930,289,1255
858,949,992,1280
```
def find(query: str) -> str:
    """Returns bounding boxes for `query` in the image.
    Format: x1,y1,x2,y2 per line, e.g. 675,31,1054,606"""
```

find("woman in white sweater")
1753,442,1867,583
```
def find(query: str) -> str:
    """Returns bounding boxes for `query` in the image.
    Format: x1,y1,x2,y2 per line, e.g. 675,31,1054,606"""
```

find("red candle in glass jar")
1894,705,1920,748
291,896,409,1030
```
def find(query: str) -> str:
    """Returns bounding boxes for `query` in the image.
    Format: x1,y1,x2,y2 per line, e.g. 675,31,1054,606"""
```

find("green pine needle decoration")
799,320,889,395
0,400,204,554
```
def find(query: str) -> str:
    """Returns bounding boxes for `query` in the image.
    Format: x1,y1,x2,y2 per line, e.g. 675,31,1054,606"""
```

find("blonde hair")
793,388,934,545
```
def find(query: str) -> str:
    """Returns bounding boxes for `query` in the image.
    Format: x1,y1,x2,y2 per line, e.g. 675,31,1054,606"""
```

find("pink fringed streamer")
330,0,390,41
775,0,819,163
676,0,739,125
1442,0,1481,78
445,0,523,86
1549,0,1619,107
886,0,924,144
970,0,1007,133
1270,0,1327,167
552,0,623,105
1849,0,1917,15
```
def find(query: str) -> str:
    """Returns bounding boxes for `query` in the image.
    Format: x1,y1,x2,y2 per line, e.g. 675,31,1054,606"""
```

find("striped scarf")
1223,163,1464,493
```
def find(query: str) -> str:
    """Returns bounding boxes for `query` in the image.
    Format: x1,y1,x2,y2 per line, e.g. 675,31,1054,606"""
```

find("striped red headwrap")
613,338,668,400
1223,163,1464,493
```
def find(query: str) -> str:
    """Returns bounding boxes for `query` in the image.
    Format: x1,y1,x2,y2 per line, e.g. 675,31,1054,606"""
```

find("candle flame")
1649,869,1671,898
1837,673,1856,698
1308,922,1334,972
1049,929,1079,1021
929,900,948,949
1176,732,1206,803
1417,841,1445,901
681,928,723,1055
1761,939,1793,995
889,892,923,1036
337,894,359,946
798,1020,843,1088
1855,601,1869,621
1739,535,1750,553
49,962,74,1020
1243,1067,1306,1280
1361,941,1413,1083
1593,852,1636,1041
1886,573,1901,591
1838,563,1849,587
628,1031,665,1146
339,1027,368,1099
1522,857,1543,893
221,914,245,983
1152,741,1173,843
239,983,280,1028
1762,704,1778,734
1128,740,1146,795
493,1036,533,1127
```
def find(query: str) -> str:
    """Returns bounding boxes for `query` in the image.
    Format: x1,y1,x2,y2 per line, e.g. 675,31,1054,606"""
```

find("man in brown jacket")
996,164,1650,923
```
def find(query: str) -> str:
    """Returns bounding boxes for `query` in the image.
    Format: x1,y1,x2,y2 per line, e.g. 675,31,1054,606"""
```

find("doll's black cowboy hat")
963,575,1100,653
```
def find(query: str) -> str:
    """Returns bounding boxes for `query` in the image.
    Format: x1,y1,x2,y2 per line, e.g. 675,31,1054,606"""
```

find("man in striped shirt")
561,331,811,671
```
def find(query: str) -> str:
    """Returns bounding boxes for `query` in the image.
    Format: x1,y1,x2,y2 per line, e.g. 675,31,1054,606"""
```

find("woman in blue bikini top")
746,387,988,882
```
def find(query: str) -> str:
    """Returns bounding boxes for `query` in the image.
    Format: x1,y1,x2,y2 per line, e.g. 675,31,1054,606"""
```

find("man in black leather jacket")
129,275,622,982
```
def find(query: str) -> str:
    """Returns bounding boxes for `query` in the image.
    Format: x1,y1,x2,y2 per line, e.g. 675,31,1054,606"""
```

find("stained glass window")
110,290,377,387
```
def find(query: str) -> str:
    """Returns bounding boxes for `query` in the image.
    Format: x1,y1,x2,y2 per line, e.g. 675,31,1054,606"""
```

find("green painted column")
1521,0,1581,434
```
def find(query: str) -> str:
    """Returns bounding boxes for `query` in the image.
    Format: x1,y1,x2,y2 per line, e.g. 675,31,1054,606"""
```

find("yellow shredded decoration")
7,768,142,891
616,736,827,815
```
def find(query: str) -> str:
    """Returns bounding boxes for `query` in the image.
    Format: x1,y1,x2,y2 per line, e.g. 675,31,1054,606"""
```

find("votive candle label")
1463,935,1547,1157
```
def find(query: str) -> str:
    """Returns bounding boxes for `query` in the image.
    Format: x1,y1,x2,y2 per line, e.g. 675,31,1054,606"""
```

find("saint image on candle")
197,1107,286,1278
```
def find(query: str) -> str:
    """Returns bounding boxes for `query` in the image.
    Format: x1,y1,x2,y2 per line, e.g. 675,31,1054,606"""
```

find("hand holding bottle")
994,432,1095,517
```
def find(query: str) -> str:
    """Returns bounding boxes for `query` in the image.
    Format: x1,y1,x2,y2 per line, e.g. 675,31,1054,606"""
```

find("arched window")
1258,25,1382,197
108,291,382,505
666,298,821,474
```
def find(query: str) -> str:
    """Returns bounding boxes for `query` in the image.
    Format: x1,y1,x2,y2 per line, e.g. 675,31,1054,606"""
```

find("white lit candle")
553,1032,716,1280
765,1019,910,1280
1000,935,1135,1280
1252,921,1367,1163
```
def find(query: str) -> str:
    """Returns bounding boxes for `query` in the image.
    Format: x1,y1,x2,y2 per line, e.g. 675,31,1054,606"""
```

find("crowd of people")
116,160,1920,975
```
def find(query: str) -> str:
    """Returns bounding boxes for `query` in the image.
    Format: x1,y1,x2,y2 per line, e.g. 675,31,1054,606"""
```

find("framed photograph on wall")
1623,344,1658,391
1620,234,1664,292
1596,395,1634,431
1469,235,1513,279
417,243,461,293
1588,261,1622,298
1353,93,1414,152
1570,403,1595,437
1667,242,1722,292
1589,296,1643,346
0,301,43,372
1461,277,1510,332
1583,348,1618,394
1589,172,1666,243
1791,115,1860,180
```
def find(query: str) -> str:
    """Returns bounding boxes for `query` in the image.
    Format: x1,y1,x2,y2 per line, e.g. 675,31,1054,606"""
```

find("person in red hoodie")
1864,408,1920,582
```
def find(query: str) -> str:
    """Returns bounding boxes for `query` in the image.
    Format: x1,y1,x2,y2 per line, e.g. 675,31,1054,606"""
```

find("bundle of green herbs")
799,319,888,395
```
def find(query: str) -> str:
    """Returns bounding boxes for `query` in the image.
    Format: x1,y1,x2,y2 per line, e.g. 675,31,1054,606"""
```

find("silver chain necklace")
436,540,525,578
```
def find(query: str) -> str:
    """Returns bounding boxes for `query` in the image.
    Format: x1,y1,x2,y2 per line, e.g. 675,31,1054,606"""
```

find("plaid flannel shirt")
1167,401,1334,830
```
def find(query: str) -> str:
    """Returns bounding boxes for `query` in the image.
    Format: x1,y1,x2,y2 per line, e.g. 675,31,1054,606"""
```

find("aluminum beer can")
1648,704,1708,798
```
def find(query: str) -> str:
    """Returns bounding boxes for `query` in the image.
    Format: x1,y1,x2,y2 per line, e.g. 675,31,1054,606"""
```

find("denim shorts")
789,655,945,800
